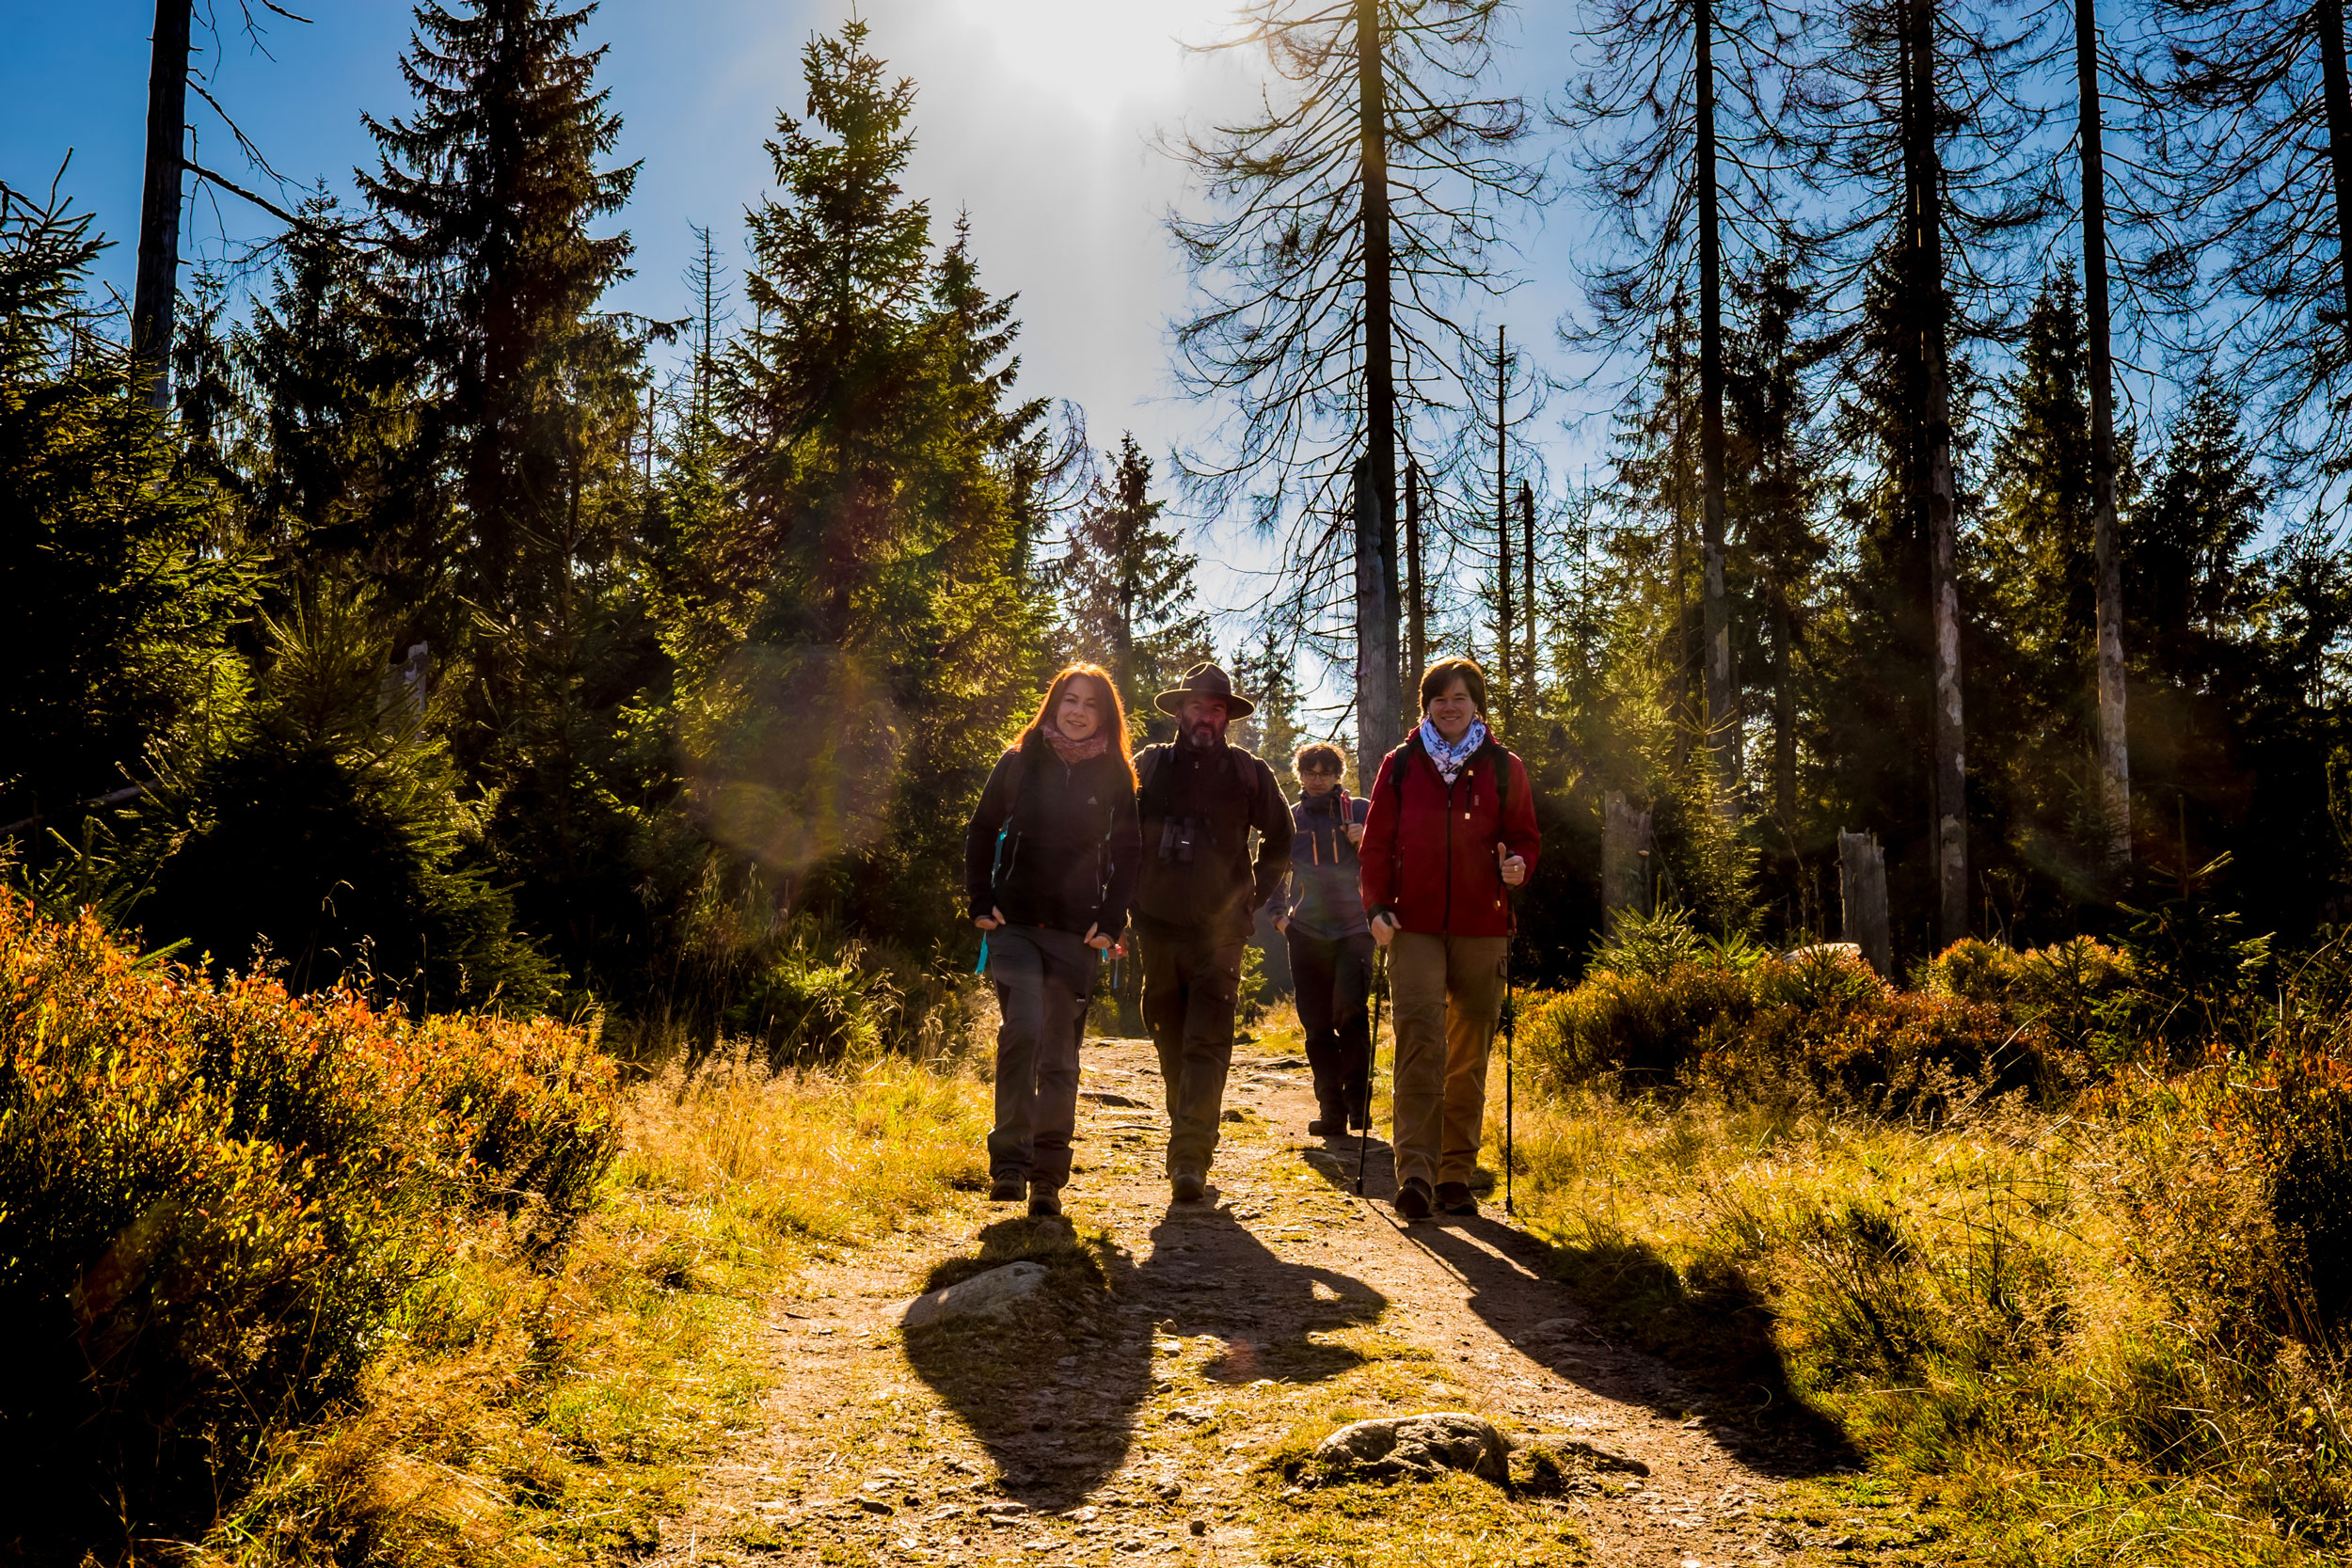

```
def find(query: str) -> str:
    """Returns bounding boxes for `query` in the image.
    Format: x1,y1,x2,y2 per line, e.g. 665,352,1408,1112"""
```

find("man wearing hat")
1133,663,1294,1202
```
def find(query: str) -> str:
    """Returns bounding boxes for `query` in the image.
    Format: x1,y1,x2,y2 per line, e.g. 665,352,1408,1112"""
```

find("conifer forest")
5,0,2352,1563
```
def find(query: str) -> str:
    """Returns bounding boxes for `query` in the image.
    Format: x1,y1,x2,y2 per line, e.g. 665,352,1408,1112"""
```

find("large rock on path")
898,1261,1047,1329
1312,1413,1511,1483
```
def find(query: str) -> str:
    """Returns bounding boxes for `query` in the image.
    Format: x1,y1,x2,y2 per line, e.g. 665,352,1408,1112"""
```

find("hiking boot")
1348,1103,1371,1132
1307,1104,1345,1136
1394,1177,1433,1220
1027,1186,1064,1219
1170,1170,1207,1204
1435,1181,1477,1216
990,1174,1026,1202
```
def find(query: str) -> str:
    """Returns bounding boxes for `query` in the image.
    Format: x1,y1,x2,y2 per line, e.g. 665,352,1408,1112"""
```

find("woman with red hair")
962,664,1141,1218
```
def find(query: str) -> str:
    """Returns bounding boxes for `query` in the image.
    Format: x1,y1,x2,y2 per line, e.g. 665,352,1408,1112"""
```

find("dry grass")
1486,1084,2333,1566
187,1049,993,1565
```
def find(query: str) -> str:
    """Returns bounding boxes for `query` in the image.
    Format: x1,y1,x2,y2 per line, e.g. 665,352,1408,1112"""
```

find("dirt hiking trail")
657,1036,1917,1566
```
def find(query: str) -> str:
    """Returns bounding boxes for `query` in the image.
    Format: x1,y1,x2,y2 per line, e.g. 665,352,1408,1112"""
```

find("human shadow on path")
1297,1145,1854,1478
899,1204,1388,1513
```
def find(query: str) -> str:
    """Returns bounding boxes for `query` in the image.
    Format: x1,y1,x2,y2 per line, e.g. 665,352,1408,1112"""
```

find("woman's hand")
975,906,1007,931
1274,913,1289,934
1083,922,1112,952
1497,845,1527,888
1370,912,1397,948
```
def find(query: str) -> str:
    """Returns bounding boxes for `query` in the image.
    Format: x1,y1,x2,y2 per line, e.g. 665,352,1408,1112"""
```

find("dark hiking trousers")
1287,927,1374,1119
1137,919,1244,1180
986,925,1094,1190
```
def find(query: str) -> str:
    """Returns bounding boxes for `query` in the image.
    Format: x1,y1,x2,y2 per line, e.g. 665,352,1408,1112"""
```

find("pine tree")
359,0,658,999
1724,259,1830,860
1789,0,2051,946
2135,0,2352,477
359,0,644,655
1059,434,1213,742
233,207,435,607
2127,377,2266,692
0,183,249,846
1977,276,2110,914
1169,0,1539,764
1561,0,1798,801
713,19,1049,943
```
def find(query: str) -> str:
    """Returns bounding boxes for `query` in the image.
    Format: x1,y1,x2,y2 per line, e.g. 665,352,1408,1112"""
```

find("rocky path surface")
654,1036,1886,1567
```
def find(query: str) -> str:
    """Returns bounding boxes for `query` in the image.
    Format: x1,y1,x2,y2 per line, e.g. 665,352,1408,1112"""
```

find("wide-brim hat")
1154,661,1256,719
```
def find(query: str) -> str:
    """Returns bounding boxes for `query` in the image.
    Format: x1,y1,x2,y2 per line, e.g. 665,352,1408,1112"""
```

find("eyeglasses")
1298,769,1342,780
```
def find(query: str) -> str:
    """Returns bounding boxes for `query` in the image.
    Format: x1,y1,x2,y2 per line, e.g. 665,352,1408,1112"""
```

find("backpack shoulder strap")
1136,744,1169,810
1478,737,1512,820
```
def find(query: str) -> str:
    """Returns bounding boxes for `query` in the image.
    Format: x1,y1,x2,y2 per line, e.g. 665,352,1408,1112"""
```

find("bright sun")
951,0,1238,121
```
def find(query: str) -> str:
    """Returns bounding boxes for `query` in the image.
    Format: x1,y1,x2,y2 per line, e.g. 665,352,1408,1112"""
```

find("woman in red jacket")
1359,657,1538,1219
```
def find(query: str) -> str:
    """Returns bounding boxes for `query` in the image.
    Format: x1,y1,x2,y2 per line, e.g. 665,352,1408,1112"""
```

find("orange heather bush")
1520,944,2056,1116
0,895,619,1554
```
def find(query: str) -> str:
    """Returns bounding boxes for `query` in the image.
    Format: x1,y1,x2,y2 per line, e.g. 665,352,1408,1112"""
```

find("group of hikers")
962,656,1538,1223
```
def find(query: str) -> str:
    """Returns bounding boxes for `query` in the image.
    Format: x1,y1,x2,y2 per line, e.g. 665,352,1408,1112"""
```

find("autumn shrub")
0,895,619,1555
1521,940,2042,1116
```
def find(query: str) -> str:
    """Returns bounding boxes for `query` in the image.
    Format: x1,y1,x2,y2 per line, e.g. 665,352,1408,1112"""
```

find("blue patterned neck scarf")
1418,717,1488,784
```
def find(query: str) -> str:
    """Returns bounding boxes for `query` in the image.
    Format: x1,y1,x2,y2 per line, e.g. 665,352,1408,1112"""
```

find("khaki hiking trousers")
1385,931,1507,1191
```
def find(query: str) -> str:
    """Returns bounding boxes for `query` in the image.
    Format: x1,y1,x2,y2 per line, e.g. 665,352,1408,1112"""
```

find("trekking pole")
1357,945,1387,1198
1502,940,1516,1216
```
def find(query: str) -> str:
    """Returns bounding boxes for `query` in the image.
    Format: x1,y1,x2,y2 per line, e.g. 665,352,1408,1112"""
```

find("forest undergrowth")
1500,907,2352,1565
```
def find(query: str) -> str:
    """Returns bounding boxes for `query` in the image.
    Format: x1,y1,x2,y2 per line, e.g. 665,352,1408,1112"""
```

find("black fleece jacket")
1132,738,1293,937
963,739,1142,938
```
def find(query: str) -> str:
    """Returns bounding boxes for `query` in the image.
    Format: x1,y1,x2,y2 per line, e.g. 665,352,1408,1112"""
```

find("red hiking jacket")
1359,733,1540,938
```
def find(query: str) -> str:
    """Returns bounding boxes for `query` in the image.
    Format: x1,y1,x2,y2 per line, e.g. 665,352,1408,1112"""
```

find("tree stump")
1603,792,1655,916
1838,830,1892,977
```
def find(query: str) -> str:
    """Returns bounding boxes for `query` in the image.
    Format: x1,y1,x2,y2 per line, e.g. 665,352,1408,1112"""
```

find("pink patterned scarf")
1043,727,1109,768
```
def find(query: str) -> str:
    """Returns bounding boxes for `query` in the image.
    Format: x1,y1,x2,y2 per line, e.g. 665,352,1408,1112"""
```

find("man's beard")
1184,718,1227,749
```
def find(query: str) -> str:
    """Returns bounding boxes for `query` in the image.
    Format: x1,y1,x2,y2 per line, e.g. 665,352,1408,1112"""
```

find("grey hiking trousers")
986,924,1095,1190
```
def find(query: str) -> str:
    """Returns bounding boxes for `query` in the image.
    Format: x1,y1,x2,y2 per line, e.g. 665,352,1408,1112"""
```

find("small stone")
1311,1413,1512,1483
1520,1434,1649,1476
1153,1479,1184,1500
856,1497,894,1515
1221,1107,1248,1123
899,1261,1049,1328
1188,1519,1208,1536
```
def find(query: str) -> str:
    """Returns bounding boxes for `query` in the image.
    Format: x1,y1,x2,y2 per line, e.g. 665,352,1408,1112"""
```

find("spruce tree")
0,183,248,846
1060,434,1213,741
360,0,657,999
1561,0,1798,802
359,0,644,657
715,19,1049,942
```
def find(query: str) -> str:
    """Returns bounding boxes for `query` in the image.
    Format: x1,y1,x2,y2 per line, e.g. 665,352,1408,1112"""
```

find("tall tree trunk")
1116,501,1137,718
1772,582,1795,825
1696,0,1736,809
2319,0,2352,338
1406,459,1427,684
1672,299,1692,768
1356,0,1403,752
2076,0,2130,872
1496,325,1515,726
133,0,193,409
1353,459,1393,765
1910,0,1968,945
1520,479,1537,713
